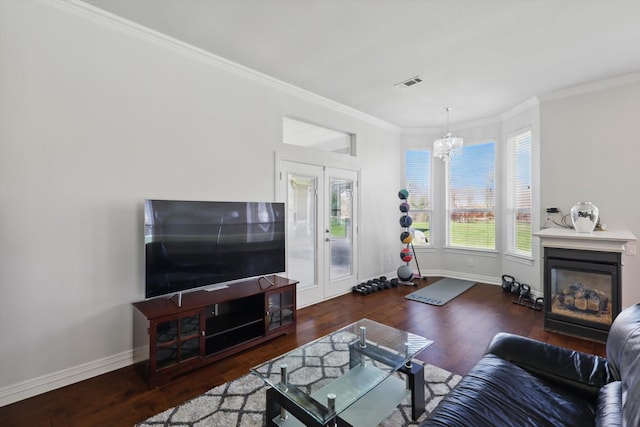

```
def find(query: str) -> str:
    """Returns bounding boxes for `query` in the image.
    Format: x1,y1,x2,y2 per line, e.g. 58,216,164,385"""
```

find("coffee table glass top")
251,318,433,425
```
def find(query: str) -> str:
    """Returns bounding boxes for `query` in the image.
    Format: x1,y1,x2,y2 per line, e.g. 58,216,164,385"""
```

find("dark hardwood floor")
0,278,606,426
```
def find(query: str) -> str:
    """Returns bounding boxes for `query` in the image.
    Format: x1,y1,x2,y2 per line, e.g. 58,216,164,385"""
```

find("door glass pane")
156,320,178,343
180,315,200,337
282,289,293,307
287,174,317,287
156,344,177,369
180,338,200,360
330,178,353,280
268,293,281,330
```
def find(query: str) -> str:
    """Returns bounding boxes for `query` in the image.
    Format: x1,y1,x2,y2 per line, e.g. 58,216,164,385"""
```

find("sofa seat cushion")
423,354,595,427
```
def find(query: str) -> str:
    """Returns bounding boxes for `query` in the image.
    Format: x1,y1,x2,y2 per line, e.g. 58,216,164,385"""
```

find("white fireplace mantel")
534,228,637,253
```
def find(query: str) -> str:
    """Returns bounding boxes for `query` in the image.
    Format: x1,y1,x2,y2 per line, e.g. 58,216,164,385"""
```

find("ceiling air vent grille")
395,76,423,88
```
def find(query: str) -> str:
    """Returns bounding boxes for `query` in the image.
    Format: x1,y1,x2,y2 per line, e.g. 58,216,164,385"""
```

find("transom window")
282,117,354,155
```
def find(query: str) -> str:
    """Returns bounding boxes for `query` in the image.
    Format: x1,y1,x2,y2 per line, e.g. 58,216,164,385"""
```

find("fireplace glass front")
544,248,621,342
550,269,613,325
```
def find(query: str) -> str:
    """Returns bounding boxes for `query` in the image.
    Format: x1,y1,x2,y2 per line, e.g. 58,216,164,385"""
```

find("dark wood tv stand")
132,275,297,388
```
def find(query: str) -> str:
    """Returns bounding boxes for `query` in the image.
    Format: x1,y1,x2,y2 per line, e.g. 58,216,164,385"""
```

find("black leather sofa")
421,303,640,426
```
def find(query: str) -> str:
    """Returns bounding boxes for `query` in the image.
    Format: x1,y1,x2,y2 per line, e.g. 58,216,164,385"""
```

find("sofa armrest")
487,332,613,401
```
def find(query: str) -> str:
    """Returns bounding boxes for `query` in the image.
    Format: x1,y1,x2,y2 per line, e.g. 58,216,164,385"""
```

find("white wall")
540,76,640,307
0,1,401,404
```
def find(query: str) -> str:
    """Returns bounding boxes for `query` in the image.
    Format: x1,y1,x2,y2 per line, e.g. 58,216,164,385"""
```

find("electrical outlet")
625,244,637,256
467,258,475,267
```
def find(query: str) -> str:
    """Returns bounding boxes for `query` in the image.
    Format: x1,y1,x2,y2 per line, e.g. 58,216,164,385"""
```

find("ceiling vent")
395,76,423,88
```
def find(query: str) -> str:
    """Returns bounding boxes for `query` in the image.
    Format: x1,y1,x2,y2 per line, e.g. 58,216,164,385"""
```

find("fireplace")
544,247,620,342
535,228,636,343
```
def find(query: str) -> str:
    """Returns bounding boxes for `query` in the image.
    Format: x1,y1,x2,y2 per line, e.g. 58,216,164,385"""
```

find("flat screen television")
144,199,286,299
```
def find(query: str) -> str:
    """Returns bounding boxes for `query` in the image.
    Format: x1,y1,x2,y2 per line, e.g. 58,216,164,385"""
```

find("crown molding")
539,72,640,102
499,97,539,121
401,126,442,135
43,0,401,133
402,114,502,136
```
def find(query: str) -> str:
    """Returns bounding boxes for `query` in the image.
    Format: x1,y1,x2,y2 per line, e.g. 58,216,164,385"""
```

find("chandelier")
433,107,463,162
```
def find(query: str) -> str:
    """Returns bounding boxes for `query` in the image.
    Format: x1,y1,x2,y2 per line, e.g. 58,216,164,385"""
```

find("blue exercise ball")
399,215,413,228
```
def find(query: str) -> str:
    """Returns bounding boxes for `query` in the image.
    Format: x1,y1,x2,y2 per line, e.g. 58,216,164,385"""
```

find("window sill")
443,247,498,258
505,253,534,266
411,245,436,252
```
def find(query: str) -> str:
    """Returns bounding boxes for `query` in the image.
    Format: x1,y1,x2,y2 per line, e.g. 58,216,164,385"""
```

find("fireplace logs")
551,282,613,327
557,283,609,313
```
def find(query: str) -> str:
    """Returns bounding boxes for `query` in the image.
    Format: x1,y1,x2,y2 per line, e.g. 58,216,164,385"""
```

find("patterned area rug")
136,363,460,426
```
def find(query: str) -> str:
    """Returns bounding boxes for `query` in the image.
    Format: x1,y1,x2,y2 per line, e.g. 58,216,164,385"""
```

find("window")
447,142,496,249
405,149,431,245
506,130,532,256
282,117,354,155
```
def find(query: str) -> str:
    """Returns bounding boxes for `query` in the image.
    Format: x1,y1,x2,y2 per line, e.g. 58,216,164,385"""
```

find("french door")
279,160,358,308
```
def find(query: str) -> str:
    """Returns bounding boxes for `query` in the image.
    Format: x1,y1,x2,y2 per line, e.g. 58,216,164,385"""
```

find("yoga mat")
405,278,476,306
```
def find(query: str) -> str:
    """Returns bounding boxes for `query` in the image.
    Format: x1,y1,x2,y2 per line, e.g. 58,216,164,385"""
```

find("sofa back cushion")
605,303,640,426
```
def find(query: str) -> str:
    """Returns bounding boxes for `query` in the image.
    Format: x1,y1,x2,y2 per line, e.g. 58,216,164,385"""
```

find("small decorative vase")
570,202,599,233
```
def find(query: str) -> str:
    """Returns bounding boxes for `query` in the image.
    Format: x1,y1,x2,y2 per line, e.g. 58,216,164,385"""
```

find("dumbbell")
364,280,378,292
352,283,369,294
359,282,375,293
378,280,390,290
373,276,391,289
352,285,368,295
371,279,385,291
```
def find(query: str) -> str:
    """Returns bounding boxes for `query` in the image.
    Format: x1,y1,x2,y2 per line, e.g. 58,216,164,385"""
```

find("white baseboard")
427,270,501,286
0,350,134,407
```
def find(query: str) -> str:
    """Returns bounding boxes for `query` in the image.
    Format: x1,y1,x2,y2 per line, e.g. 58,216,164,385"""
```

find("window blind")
405,149,431,244
506,130,532,255
447,142,496,249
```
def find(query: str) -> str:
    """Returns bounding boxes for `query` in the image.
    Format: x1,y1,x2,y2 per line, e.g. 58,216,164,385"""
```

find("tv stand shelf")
133,275,297,388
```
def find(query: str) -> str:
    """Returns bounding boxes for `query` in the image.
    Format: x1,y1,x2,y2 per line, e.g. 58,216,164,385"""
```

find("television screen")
144,200,286,298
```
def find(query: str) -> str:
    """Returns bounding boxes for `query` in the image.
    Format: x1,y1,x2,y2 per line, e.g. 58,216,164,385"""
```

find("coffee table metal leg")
265,386,355,427
401,362,425,420
265,387,281,426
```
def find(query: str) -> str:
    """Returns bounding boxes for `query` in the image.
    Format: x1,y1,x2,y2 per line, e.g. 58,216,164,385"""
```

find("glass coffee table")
251,319,433,427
